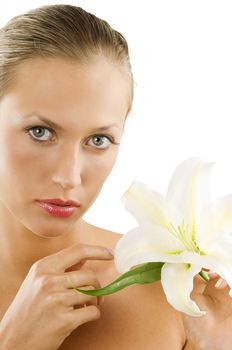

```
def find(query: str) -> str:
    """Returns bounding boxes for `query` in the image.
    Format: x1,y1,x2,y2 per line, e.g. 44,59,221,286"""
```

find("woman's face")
0,57,129,237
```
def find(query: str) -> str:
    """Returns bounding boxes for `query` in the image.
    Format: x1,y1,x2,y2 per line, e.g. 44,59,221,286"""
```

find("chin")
25,220,77,239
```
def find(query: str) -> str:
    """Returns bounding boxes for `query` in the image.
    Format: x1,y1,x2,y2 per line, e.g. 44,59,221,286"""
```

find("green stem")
75,262,164,296
199,270,210,282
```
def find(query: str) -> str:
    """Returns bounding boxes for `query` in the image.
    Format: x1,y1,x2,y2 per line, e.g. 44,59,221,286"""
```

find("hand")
182,272,232,350
0,244,113,350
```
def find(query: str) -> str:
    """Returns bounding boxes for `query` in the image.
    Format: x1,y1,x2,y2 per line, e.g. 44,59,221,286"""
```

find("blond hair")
0,4,134,113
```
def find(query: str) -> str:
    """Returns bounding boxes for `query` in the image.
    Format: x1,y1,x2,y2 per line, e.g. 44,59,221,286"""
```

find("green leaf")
74,262,164,296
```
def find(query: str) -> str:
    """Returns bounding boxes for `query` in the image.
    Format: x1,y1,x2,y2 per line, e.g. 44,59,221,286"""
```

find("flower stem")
75,262,164,296
199,270,210,282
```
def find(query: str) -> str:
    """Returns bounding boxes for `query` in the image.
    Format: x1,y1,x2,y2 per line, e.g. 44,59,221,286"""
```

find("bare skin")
0,57,185,349
0,222,185,350
0,56,231,349
1,223,232,350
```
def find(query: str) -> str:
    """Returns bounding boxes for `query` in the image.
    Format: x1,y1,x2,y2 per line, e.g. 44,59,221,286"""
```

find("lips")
35,199,80,218
37,198,80,207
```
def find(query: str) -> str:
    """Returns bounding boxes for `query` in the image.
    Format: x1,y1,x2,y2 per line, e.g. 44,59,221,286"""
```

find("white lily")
114,157,232,317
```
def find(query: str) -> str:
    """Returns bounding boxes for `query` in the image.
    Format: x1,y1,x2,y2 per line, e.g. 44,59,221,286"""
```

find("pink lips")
36,198,80,218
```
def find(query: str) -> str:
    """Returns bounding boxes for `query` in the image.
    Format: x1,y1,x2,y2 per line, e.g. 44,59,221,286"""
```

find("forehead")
5,57,130,125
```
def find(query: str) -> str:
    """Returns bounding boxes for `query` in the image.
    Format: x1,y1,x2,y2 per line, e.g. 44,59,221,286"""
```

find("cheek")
0,129,49,206
0,132,39,176
81,152,117,211
82,150,119,201
0,134,33,212
85,150,118,182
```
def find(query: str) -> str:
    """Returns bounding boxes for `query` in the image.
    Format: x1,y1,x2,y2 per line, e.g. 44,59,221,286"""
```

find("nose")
51,145,82,190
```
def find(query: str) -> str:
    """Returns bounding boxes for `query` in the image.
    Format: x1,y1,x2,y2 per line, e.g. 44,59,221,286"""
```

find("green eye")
25,127,120,149
25,126,53,142
87,135,113,149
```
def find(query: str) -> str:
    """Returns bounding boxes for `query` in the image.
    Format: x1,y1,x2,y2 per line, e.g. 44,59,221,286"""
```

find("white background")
1,1,232,233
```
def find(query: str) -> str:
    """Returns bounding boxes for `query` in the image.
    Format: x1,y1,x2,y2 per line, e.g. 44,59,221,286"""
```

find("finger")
65,260,87,272
74,286,104,307
63,305,101,337
208,271,219,280
200,271,229,290
191,273,208,296
71,305,101,328
63,289,98,307
42,244,114,273
203,277,230,301
62,269,101,289
215,277,228,289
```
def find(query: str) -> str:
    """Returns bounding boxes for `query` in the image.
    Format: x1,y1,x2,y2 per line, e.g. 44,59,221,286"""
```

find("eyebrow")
23,114,120,132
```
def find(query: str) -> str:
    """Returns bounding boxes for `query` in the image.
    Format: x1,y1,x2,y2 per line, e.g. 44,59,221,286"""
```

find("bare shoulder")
97,277,186,349
119,280,186,348
83,221,186,349
83,220,122,248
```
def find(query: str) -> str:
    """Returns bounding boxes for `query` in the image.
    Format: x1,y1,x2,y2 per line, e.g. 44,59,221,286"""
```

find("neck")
0,203,88,283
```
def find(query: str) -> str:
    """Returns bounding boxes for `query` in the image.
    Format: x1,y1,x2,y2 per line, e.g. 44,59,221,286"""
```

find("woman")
0,4,227,350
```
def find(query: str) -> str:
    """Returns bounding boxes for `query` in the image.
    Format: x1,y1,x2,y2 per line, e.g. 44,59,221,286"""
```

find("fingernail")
215,278,223,288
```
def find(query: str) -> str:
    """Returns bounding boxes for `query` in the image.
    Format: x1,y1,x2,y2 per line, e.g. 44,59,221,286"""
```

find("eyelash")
24,125,120,150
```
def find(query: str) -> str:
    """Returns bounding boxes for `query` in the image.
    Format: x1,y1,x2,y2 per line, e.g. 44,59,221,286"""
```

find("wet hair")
0,4,134,114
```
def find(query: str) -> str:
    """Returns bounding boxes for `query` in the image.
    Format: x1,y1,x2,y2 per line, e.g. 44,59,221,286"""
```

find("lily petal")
121,181,181,228
166,157,214,228
114,225,186,273
197,194,232,247
174,235,232,297
161,263,205,317
198,233,232,295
